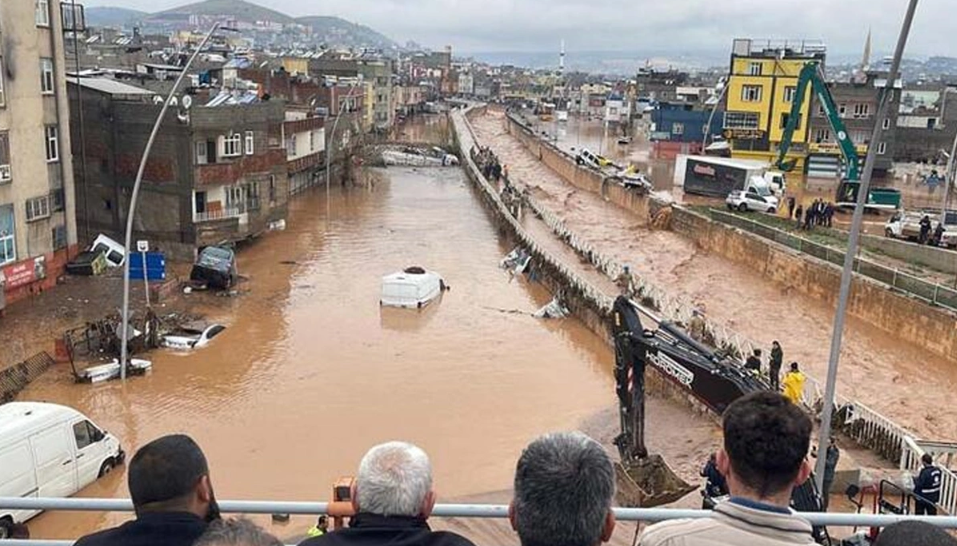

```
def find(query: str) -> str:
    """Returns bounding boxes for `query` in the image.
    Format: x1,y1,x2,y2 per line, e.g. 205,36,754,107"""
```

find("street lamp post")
119,23,225,380
703,81,729,153
325,82,363,216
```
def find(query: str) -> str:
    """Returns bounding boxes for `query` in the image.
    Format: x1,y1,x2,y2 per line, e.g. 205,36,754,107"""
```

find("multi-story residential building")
68,78,289,260
807,71,901,178
635,68,688,103
650,102,725,158
724,38,827,171
0,0,78,306
894,85,957,163
284,112,326,196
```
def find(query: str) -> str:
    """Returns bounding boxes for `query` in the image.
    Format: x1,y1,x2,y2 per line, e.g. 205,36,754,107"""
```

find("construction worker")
306,515,329,538
782,362,806,405
615,265,636,299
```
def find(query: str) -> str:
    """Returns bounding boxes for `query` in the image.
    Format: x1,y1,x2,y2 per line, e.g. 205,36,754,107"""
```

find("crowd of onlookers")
59,391,954,546
786,197,835,231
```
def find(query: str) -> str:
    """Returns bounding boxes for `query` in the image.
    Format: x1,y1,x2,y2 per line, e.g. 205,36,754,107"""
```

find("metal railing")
901,437,957,516
193,199,261,223
710,209,957,312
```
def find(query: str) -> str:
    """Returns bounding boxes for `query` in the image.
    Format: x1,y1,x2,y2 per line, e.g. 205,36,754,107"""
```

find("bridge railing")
901,437,957,516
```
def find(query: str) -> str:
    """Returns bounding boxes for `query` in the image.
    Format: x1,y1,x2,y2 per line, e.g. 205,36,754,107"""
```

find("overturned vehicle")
190,246,238,290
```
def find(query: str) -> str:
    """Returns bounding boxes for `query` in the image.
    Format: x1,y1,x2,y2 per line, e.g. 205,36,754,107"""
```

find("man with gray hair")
509,432,617,546
298,441,475,546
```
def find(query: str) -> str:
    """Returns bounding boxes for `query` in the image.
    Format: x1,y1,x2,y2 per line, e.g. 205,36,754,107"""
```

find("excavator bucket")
614,455,696,507
778,159,797,173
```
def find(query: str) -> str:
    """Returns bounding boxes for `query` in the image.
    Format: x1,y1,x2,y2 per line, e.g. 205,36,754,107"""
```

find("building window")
244,131,254,155
0,204,15,266
877,142,887,155
882,118,891,130
672,123,684,136
818,104,825,116
838,104,847,117
724,111,760,130
222,133,242,157
748,62,763,76
26,196,51,222
853,103,870,118
0,55,6,107
50,188,65,212
52,224,67,250
0,132,10,184
741,85,762,102
780,113,802,130
814,128,831,143
784,86,796,103
309,130,315,152
195,141,208,165
851,131,868,145
36,0,50,27
40,58,55,94
45,126,59,162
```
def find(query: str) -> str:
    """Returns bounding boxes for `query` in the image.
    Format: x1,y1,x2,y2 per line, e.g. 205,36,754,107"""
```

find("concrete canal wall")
501,110,957,364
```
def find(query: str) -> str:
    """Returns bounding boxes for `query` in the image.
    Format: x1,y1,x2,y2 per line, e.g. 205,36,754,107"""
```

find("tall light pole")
813,0,920,493
325,81,363,216
703,80,728,153
119,23,227,379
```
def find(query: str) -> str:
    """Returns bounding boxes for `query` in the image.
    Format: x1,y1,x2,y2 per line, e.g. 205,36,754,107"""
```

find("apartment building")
0,0,78,307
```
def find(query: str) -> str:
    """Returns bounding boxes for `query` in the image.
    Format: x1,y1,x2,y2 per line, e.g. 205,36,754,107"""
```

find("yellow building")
281,57,310,76
724,39,827,171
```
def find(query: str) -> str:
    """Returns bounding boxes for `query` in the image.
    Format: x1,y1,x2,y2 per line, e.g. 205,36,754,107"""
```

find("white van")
90,234,125,268
575,148,608,170
0,402,125,537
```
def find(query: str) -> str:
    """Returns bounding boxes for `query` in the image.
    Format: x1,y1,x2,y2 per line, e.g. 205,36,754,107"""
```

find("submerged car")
66,250,109,276
381,266,446,309
162,324,226,350
190,246,238,290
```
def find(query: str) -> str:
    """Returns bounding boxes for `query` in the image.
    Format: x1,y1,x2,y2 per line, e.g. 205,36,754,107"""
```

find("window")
26,196,50,222
244,130,254,155
748,62,763,76
269,175,276,203
882,118,891,130
741,85,762,102
309,130,315,152
877,142,887,155
195,141,208,165
0,132,10,183
0,204,15,266
36,0,50,26
780,113,802,130
61,2,86,32
838,104,847,117
853,103,870,118
851,131,868,145
45,125,59,162
73,421,94,449
817,104,825,116
672,123,684,136
51,188,65,212
40,58,55,94
724,111,760,130
0,55,5,107
53,224,67,250
222,133,242,157
783,86,796,103
814,128,831,143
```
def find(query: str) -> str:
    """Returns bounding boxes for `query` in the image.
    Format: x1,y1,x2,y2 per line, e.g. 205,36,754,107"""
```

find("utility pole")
813,0,920,494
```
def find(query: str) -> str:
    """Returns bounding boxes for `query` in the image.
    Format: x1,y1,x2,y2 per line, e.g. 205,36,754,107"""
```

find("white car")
725,190,778,214
162,324,226,350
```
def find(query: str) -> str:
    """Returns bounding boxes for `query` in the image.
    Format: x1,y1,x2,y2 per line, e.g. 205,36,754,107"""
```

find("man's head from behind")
874,521,957,546
128,434,218,520
194,518,282,546
718,392,812,501
510,432,616,546
353,441,434,518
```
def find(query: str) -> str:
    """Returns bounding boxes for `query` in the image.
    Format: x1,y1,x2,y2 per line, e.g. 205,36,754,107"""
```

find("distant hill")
150,0,295,24
85,6,148,27
296,16,397,51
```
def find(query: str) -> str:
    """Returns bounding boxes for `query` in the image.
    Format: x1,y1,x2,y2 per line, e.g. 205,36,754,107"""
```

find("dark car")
189,246,237,290
66,250,108,276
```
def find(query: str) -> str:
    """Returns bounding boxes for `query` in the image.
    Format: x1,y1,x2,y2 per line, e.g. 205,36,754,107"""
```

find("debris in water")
501,247,532,275
533,296,569,319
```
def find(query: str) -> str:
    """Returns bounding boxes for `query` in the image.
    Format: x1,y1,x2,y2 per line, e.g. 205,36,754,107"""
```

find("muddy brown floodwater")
473,108,957,442
17,165,715,542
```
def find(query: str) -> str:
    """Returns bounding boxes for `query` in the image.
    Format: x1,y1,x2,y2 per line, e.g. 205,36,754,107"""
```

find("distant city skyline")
83,0,957,58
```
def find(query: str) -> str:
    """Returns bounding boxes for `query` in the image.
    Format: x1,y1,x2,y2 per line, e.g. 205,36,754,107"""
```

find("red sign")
2,256,46,290
693,164,717,177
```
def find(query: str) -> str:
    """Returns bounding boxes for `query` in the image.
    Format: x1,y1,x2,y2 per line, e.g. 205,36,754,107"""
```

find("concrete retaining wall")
0,352,55,403
499,109,957,364
861,233,957,276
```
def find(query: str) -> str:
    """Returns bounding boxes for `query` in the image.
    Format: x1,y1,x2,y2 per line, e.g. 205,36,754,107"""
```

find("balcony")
193,198,261,223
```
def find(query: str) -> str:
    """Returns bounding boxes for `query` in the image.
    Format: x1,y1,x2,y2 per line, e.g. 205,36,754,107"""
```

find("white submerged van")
0,402,125,537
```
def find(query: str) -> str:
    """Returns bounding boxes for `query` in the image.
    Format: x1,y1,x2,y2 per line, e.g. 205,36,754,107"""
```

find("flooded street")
473,108,957,441
20,166,632,539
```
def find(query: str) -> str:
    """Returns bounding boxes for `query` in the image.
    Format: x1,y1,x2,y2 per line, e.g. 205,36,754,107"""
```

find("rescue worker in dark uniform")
699,453,728,509
914,453,943,515
769,341,783,391
745,349,762,373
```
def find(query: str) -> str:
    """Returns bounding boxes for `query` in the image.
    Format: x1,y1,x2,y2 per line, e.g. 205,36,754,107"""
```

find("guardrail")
709,209,957,312
901,437,957,516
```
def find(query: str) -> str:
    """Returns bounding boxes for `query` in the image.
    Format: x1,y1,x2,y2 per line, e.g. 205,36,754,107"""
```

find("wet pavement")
18,165,717,541
472,107,957,442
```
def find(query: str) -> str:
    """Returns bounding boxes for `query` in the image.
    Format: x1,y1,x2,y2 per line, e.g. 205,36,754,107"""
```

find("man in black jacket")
914,453,943,515
75,434,220,546
769,341,784,391
299,442,474,546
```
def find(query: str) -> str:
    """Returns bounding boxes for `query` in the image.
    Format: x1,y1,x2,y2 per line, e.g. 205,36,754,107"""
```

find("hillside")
297,16,397,51
85,7,148,27
151,0,294,24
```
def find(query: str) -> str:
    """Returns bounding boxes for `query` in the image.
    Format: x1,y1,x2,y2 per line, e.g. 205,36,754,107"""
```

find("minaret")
861,28,872,72
559,39,565,80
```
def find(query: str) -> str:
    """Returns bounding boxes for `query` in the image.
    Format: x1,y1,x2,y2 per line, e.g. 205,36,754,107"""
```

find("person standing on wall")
782,362,806,406
768,341,783,392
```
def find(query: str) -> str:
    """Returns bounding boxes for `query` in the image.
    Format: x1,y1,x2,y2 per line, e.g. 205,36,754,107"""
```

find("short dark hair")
922,453,934,465
128,434,209,510
874,521,957,546
194,518,282,546
722,392,812,497
513,432,615,546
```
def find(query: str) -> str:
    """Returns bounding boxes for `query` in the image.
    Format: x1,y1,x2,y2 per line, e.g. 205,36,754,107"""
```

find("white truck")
675,155,786,198
0,402,125,537
885,210,957,248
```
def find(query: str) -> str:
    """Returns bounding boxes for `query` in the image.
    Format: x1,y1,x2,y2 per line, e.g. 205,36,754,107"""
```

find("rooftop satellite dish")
152,95,163,105
182,95,193,109
169,96,178,106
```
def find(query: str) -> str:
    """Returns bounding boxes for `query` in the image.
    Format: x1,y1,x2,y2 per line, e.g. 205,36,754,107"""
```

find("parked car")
189,246,238,290
162,323,226,350
726,190,779,214
0,402,125,537
575,148,614,170
90,234,125,268
66,250,109,276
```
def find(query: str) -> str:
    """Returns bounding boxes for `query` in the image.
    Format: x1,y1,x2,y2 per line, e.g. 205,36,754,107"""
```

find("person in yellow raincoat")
306,516,328,538
782,362,806,405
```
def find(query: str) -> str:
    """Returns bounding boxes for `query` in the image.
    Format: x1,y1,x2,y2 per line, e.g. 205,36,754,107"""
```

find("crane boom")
776,63,860,182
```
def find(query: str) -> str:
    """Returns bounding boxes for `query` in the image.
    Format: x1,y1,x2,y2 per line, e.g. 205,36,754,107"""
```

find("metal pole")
325,83,361,217
70,0,91,242
814,0,920,493
942,131,957,225
141,250,150,308
119,22,221,380
703,82,729,152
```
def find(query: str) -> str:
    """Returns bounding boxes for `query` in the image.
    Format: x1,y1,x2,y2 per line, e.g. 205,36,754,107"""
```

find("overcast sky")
84,0,956,57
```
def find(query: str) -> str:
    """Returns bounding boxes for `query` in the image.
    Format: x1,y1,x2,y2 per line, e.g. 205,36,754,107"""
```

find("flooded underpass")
472,107,957,443
18,165,716,542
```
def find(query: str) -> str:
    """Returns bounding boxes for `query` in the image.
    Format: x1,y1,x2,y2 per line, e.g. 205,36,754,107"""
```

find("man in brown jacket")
639,391,816,546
